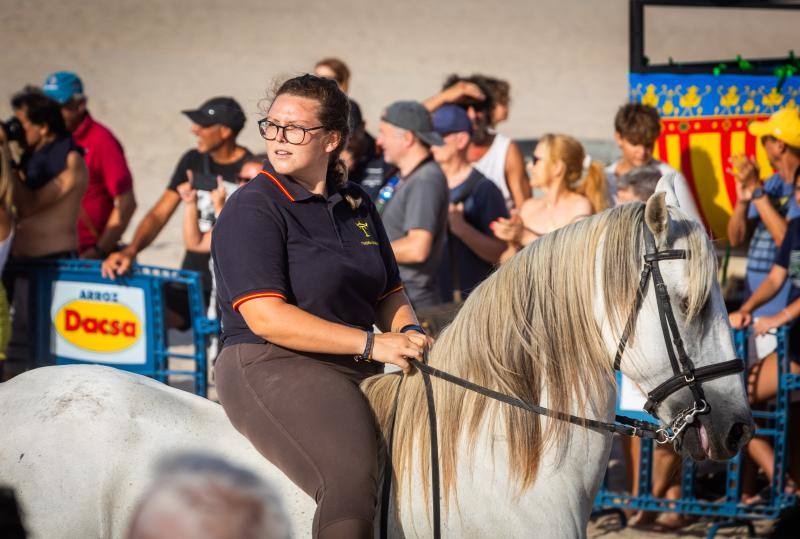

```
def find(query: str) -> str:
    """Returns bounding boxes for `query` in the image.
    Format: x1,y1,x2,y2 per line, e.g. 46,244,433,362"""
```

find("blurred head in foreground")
126,452,290,539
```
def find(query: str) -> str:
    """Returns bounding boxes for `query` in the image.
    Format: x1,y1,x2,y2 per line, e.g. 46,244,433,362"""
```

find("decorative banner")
629,73,800,239
50,281,147,365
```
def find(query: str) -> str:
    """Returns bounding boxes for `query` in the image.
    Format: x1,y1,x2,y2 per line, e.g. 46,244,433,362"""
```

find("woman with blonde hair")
492,133,608,259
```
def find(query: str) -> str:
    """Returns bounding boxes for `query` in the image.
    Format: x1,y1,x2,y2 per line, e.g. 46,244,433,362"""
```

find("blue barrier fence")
593,326,798,537
5,259,217,396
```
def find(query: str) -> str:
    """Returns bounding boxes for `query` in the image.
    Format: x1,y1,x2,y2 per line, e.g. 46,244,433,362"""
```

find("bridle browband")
378,220,744,539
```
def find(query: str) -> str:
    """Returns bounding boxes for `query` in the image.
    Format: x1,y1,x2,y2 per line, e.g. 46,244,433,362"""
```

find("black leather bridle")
612,222,744,435
378,220,745,539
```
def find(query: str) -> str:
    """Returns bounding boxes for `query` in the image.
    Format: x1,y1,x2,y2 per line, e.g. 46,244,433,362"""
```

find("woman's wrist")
354,329,374,362
782,308,792,325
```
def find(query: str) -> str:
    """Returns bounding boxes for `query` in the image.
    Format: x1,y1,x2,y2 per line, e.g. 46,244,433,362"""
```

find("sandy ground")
3,1,799,536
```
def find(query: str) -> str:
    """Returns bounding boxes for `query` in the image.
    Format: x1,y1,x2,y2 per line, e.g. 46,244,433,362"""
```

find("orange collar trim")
378,284,404,302
261,169,295,202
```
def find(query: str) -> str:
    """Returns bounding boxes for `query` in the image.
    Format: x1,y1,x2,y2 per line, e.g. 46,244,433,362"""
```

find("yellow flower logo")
719,86,740,108
762,88,784,108
680,86,702,109
742,99,755,113
663,100,675,115
641,84,659,108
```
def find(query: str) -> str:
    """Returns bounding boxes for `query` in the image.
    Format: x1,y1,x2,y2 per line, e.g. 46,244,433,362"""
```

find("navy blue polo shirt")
211,161,403,350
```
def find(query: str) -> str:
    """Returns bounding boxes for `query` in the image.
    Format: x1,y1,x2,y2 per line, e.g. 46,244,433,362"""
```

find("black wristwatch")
751,187,766,200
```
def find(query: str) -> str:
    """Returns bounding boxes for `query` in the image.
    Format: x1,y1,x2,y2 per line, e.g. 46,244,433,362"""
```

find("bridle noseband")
379,220,745,539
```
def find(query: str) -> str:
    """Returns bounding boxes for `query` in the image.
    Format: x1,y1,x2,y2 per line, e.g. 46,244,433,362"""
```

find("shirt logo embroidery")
356,221,378,246
356,221,371,238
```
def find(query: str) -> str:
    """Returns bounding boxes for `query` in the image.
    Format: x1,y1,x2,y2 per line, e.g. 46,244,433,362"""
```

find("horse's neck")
396,397,616,537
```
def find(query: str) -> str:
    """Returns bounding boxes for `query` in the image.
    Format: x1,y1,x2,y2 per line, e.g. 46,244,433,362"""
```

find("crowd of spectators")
4,58,798,525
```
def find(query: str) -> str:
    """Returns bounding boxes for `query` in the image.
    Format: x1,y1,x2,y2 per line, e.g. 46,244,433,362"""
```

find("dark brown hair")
314,58,351,92
442,74,495,116
614,103,662,146
483,77,511,106
270,74,359,207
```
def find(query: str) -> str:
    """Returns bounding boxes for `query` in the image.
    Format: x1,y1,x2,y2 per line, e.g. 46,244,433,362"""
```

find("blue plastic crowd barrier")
4,259,217,397
592,326,798,538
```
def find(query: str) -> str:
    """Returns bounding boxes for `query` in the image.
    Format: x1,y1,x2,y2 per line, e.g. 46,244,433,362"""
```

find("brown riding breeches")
214,343,380,539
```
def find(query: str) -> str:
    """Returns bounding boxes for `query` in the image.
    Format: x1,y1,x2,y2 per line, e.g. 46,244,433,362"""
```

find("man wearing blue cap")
42,71,136,260
430,105,508,301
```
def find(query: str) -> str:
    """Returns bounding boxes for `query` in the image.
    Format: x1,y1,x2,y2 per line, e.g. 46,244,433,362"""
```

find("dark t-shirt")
438,170,509,301
167,148,252,291
349,134,397,201
22,136,84,190
775,217,800,304
212,161,402,372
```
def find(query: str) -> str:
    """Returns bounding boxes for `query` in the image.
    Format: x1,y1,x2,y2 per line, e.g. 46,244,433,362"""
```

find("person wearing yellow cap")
728,106,800,502
728,107,800,337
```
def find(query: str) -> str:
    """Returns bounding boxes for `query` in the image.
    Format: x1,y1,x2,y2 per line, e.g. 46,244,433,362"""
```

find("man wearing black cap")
102,97,251,328
376,100,448,308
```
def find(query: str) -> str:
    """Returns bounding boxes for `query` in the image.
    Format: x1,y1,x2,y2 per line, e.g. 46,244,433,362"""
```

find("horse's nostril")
726,422,751,453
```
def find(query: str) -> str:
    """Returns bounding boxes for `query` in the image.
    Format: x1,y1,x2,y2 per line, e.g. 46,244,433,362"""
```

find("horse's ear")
654,172,681,208
645,191,669,244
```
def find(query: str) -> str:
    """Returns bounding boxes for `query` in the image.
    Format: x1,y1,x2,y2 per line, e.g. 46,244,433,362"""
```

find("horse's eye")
679,298,690,314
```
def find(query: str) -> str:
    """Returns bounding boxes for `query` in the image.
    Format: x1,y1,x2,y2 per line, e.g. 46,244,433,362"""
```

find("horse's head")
615,174,754,461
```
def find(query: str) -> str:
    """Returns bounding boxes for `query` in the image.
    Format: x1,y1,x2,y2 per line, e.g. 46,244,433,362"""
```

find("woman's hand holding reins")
371,332,427,374
728,309,752,329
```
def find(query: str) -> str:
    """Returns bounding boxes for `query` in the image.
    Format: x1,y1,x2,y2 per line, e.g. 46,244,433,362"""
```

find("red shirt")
72,114,134,252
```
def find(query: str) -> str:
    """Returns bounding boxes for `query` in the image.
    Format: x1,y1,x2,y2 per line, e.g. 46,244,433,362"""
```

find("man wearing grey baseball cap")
376,101,449,308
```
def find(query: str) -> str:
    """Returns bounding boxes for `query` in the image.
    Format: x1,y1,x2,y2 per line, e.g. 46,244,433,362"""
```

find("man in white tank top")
423,75,530,209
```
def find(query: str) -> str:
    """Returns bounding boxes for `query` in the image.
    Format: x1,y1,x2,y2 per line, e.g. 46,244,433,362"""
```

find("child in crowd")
615,165,662,203
607,103,702,223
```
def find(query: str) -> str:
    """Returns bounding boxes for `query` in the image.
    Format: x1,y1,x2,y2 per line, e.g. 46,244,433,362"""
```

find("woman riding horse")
212,74,428,539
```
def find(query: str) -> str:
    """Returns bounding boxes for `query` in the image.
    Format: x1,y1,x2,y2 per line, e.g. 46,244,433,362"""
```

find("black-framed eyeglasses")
258,119,325,145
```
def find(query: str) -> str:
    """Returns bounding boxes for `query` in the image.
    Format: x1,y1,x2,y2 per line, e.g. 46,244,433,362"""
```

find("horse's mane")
361,202,715,511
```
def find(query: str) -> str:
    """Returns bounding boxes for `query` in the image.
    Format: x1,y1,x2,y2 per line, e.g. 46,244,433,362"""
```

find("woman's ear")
550,158,565,179
324,131,342,153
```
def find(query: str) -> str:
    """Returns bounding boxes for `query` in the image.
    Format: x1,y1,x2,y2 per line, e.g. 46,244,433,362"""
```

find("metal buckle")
683,372,695,383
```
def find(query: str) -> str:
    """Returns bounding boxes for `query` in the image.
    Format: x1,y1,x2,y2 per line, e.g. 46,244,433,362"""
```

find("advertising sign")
50,280,147,365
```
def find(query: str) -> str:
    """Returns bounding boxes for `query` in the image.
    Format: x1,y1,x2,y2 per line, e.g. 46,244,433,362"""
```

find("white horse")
0,181,753,538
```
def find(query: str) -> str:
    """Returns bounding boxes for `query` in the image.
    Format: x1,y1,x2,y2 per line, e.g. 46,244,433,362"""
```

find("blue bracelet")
355,330,374,362
400,324,425,335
